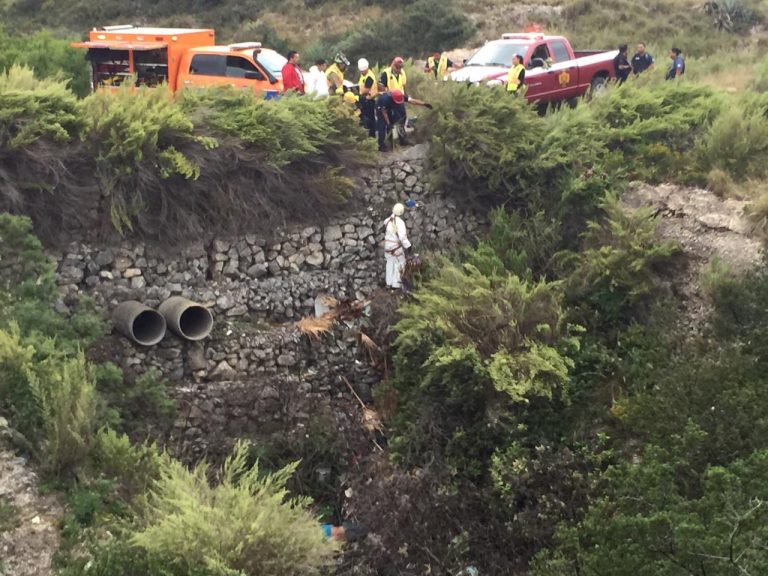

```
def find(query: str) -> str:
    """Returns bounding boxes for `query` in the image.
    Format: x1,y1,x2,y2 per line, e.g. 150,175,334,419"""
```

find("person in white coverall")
383,203,411,289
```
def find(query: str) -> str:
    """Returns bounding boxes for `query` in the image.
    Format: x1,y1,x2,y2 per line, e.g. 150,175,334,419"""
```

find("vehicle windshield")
465,42,529,67
255,49,287,78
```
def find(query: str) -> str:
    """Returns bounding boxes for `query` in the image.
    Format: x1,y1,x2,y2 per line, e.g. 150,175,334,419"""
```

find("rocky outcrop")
623,182,763,327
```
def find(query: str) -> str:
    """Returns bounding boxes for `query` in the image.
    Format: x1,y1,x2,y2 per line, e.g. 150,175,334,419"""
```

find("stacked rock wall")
53,145,484,459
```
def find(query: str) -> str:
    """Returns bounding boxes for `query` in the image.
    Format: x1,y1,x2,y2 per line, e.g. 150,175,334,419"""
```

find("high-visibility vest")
358,69,378,100
382,66,407,91
507,64,525,92
326,63,345,95
427,54,449,78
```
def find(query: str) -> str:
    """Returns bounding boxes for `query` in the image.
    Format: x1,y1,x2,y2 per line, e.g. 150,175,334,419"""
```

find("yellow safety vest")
326,63,345,95
507,64,525,93
358,69,378,100
382,66,407,91
428,54,449,78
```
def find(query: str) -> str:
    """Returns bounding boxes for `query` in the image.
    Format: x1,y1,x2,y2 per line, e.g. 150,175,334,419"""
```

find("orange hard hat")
391,89,404,104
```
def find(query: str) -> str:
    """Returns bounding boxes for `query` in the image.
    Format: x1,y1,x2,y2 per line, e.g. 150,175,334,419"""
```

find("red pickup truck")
449,33,618,104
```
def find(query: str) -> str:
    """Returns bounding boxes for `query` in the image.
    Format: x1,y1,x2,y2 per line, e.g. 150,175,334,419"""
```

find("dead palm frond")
360,332,381,353
341,376,385,446
296,314,335,340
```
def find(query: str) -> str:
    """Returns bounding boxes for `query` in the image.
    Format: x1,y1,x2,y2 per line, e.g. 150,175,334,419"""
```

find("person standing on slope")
383,203,411,290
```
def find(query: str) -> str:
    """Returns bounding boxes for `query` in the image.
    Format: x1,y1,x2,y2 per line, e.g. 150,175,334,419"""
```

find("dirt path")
0,418,63,576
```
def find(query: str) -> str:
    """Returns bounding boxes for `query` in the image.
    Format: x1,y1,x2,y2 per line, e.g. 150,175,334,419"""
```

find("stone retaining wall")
54,146,482,459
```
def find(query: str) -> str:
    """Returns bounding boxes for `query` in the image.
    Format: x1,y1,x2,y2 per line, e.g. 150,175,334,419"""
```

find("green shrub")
84,86,204,233
466,208,562,280
334,0,474,67
0,29,91,97
91,428,165,504
0,64,85,149
425,81,543,206
390,261,579,475
697,94,768,181
0,325,98,477
94,365,176,436
562,194,679,331
0,214,106,349
132,440,336,576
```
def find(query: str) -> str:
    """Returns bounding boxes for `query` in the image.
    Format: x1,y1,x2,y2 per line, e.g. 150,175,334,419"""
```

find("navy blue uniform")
631,51,654,75
375,92,408,151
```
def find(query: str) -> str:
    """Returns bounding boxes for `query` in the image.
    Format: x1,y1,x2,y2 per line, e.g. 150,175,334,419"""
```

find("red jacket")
281,62,305,94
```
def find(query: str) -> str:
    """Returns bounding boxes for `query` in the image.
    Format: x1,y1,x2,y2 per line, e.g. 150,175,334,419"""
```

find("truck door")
224,55,273,94
547,39,578,100
525,43,558,101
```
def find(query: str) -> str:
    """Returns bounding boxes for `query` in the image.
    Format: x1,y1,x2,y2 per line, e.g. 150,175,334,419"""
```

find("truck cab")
449,32,616,104
72,26,286,96
177,43,285,95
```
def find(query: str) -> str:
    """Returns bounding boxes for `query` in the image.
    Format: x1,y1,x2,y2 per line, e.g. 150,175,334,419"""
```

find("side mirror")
245,71,264,80
528,58,545,69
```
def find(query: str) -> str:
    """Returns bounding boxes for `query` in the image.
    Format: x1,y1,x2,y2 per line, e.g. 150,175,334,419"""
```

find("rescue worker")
379,57,409,144
631,42,654,75
375,89,432,152
380,56,407,92
281,51,305,94
358,58,377,138
507,54,526,96
306,59,329,97
425,51,454,79
326,53,349,96
383,203,411,290
666,47,685,80
614,44,631,85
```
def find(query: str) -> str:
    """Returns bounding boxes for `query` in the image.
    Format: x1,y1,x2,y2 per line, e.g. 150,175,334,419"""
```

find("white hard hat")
392,203,405,216
358,58,369,72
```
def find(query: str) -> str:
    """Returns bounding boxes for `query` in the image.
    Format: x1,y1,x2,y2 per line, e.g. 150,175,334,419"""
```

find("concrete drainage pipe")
158,296,214,341
112,301,167,346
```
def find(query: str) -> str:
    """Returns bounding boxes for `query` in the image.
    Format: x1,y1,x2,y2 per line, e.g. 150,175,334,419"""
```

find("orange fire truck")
72,25,286,95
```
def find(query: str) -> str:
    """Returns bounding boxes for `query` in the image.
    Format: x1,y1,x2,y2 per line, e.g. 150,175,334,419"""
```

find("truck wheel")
589,76,608,99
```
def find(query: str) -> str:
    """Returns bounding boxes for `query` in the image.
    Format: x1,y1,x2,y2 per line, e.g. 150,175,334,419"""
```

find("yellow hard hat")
343,91,359,105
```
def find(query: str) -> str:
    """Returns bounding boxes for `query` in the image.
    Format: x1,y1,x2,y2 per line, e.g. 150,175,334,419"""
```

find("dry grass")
296,314,335,340
258,1,383,45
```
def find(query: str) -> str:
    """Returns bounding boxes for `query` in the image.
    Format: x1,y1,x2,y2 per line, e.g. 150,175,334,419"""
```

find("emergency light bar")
228,42,262,51
100,25,135,31
501,33,545,40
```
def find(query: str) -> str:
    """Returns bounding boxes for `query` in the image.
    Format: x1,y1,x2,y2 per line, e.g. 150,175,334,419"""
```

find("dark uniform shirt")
631,51,654,75
666,55,685,80
614,53,631,82
376,91,409,114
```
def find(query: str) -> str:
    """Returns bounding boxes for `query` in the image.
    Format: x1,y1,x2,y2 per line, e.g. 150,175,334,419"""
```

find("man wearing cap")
375,89,431,152
383,202,411,290
380,56,407,93
358,58,377,138
326,53,349,96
